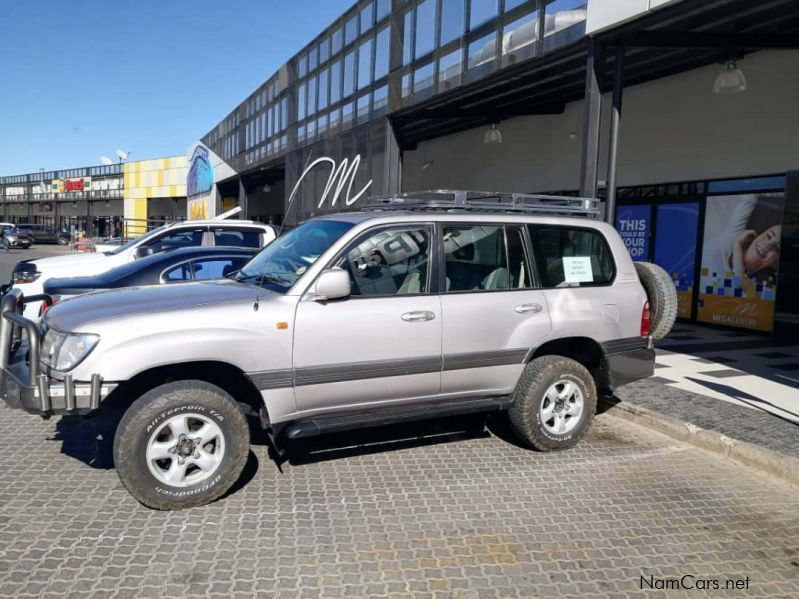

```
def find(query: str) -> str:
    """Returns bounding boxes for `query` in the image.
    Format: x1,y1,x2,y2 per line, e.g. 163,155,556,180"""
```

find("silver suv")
0,191,676,510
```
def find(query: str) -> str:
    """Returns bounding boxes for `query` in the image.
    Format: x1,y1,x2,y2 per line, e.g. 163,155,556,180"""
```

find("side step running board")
283,394,514,440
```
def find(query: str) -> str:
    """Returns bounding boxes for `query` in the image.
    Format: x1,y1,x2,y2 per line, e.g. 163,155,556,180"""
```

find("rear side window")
443,225,531,292
164,264,192,281
528,225,615,288
213,228,262,248
192,257,249,280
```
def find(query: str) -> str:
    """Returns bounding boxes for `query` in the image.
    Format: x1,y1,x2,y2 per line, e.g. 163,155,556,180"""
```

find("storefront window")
308,46,318,71
414,62,434,94
374,25,390,80
330,60,342,104
357,93,370,121
403,10,413,65
438,48,463,91
441,0,465,46
544,0,587,38
415,0,436,59
505,0,528,11
307,75,317,116
298,54,307,78
358,38,373,90
470,0,498,30
360,2,373,33
345,15,359,45
330,107,341,130
317,113,328,135
342,101,355,127
402,73,412,97
468,32,496,71
373,85,388,115
376,0,390,21
319,38,330,64
503,10,539,61
332,27,343,54
318,68,329,110
344,50,356,97
297,84,307,120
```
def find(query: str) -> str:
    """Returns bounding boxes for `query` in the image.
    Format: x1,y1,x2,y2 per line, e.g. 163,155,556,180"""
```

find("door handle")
401,310,436,322
515,303,543,314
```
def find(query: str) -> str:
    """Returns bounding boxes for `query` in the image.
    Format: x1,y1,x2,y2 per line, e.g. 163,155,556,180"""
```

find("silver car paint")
46,212,647,425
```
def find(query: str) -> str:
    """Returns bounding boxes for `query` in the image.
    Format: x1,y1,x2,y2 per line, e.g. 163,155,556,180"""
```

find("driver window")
338,227,432,296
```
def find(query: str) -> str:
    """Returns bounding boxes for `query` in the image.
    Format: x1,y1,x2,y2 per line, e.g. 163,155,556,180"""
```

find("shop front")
615,175,787,334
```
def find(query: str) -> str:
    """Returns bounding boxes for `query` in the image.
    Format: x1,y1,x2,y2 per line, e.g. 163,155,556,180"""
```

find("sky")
0,0,354,176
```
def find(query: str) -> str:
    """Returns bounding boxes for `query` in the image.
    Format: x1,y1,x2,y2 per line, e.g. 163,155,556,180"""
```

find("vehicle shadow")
49,408,125,469
253,413,494,468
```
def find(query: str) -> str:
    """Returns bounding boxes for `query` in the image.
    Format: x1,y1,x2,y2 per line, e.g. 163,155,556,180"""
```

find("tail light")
641,301,651,337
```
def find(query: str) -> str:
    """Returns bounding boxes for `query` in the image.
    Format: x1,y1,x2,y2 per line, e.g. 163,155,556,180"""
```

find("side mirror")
134,246,154,259
308,268,350,301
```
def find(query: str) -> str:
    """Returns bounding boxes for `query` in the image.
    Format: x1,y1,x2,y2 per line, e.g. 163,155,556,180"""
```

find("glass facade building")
197,0,588,223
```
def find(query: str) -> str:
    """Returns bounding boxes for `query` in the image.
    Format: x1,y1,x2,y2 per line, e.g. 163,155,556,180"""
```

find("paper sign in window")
562,256,594,283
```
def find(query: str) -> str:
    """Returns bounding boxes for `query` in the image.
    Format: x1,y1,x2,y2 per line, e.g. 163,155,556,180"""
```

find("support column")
383,117,403,194
579,39,605,199
605,45,625,225
238,177,248,219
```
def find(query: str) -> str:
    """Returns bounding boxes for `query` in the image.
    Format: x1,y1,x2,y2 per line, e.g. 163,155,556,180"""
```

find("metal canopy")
391,0,799,149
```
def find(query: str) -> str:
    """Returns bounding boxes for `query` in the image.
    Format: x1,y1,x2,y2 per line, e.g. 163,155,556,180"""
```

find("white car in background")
11,219,277,319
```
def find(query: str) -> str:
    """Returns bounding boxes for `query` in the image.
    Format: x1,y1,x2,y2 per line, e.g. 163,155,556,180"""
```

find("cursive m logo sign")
288,154,373,211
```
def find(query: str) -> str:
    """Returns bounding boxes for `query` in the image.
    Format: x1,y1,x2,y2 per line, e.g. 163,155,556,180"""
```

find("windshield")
104,225,168,255
236,220,353,291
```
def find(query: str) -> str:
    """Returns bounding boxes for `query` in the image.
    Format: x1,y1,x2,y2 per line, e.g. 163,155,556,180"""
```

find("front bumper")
0,289,115,416
6,238,31,248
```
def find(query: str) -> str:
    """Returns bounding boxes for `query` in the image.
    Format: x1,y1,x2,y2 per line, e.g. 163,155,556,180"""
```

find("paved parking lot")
1,403,797,598
0,243,72,282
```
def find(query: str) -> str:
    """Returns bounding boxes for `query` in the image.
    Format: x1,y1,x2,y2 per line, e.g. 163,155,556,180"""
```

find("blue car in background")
42,246,258,304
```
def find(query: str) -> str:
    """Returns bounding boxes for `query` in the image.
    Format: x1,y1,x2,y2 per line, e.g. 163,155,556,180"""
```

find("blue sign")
615,204,650,261
187,145,213,197
654,202,700,319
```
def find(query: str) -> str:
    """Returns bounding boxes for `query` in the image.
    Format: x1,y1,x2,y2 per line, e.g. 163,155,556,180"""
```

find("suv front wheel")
113,381,250,510
508,356,597,451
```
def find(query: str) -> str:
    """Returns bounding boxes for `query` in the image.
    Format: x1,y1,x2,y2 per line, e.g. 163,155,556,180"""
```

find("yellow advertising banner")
676,290,692,319
697,295,775,332
189,198,209,220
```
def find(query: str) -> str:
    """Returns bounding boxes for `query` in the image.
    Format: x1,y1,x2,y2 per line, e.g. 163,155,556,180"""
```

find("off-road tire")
508,355,597,451
113,380,250,510
634,261,678,341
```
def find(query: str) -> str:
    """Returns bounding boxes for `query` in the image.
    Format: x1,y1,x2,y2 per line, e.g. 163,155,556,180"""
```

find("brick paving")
1,404,798,598
615,379,799,459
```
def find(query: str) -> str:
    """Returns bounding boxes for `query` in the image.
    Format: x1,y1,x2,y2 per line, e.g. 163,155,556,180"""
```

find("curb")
600,399,799,488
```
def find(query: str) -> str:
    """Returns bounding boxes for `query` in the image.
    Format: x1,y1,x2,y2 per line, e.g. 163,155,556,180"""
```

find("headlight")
40,328,99,372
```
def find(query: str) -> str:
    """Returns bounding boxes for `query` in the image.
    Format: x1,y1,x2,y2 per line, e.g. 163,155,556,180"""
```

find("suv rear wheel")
113,380,250,510
508,355,597,451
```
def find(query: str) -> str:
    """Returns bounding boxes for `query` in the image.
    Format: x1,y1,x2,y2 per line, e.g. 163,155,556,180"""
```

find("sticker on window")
562,256,594,283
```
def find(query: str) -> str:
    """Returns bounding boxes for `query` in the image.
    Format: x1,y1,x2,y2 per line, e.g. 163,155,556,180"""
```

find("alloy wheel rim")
145,413,225,488
539,379,584,435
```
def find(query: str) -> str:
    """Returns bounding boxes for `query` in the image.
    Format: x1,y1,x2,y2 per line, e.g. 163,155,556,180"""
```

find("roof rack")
362,190,599,217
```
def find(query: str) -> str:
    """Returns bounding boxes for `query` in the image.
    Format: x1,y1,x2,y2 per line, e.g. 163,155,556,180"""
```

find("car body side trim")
246,348,530,390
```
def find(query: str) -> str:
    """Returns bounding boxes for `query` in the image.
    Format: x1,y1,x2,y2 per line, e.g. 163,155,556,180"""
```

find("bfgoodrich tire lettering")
113,381,249,510
508,355,597,451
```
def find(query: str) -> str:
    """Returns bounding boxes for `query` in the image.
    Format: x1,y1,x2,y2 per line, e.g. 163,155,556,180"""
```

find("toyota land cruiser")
0,191,676,509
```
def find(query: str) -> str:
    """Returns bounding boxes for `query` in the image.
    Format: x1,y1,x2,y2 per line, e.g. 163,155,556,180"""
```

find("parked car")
10,219,276,320
1,226,32,250
44,246,258,303
0,191,677,510
15,223,70,245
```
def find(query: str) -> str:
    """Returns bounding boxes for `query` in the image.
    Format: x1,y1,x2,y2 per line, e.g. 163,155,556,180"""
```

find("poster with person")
697,193,784,332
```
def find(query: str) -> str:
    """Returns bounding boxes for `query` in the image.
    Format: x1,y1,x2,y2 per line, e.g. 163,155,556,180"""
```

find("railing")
0,189,124,203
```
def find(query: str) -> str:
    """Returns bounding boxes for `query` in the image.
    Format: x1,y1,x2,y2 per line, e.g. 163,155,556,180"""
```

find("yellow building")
123,156,188,236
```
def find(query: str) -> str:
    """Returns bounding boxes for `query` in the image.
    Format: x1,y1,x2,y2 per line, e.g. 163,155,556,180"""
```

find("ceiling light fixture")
421,160,435,171
483,123,503,144
713,59,748,94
